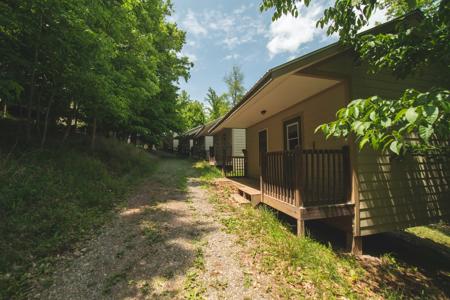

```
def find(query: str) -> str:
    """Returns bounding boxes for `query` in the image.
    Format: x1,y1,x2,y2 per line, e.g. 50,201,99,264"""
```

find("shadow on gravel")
38,158,215,300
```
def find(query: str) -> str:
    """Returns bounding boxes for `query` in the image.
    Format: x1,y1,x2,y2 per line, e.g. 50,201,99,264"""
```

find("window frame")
283,116,302,151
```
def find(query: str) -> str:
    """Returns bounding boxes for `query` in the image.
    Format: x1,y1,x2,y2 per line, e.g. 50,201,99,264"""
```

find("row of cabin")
174,118,247,165
201,13,448,254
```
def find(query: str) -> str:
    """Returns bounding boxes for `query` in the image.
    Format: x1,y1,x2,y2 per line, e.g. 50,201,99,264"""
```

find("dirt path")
35,158,271,300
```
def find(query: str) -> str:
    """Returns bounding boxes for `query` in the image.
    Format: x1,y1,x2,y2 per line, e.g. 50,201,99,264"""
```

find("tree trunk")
36,92,42,135
40,90,55,149
26,14,43,141
2,103,6,118
91,116,97,150
73,103,79,134
62,102,75,142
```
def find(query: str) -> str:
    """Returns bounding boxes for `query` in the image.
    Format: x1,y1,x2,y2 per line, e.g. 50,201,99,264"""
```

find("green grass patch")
193,161,222,183
183,245,207,300
222,207,364,298
406,222,450,248
0,137,157,299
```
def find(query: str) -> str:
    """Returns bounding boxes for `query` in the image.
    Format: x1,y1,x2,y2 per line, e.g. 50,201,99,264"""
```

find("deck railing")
261,147,350,207
223,156,247,177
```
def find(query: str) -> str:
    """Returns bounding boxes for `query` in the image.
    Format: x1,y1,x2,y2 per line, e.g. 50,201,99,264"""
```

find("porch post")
295,147,305,237
259,151,265,203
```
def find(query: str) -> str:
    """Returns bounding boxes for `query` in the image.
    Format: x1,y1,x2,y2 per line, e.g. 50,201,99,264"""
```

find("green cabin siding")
307,52,449,236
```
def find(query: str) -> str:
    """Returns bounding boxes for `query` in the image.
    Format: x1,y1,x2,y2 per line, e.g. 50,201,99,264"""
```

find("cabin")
211,127,247,175
191,120,216,160
209,19,449,254
178,125,202,156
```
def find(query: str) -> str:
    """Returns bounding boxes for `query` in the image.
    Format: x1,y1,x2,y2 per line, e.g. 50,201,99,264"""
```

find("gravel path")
35,159,272,300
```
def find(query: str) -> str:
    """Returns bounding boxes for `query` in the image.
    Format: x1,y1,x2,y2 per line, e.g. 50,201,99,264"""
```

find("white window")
285,119,300,150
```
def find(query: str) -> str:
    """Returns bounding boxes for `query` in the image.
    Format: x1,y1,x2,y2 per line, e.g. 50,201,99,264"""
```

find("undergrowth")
0,137,157,299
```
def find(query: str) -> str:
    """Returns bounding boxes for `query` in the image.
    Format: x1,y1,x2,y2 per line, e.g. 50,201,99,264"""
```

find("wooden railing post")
260,151,265,201
294,148,303,208
342,146,351,202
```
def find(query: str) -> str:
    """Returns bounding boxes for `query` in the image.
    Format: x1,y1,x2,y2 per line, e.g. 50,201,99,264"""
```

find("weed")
141,220,162,244
210,278,228,290
243,272,252,289
183,245,206,299
103,271,127,294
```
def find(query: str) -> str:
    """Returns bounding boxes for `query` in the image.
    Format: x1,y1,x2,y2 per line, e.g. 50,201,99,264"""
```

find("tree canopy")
0,0,192,147
204,87,230,121
176,90,206,131
224,65,246,106
260,0,449,155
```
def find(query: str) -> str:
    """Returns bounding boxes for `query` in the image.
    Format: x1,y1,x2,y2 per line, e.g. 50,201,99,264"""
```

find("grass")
194,162,433,299
0,137,157,299
183,244,207,300
194,162,365,298
406,222,450,248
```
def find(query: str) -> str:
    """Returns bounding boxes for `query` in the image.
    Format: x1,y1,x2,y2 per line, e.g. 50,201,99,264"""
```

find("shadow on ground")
261,204,450,298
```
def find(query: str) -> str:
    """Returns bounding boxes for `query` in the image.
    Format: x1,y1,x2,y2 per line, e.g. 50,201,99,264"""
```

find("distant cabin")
212,128,246,166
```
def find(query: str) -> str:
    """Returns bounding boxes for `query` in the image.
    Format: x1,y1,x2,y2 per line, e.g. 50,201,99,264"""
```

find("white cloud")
183,9,207,36
179,7,268,50
361,7,388,31
224,53,240,60
179,52,197,64
266,3,325,58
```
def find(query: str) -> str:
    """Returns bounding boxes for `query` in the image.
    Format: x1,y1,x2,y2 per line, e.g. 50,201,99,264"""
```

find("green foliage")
224,65,246,106
0,0,191,145
260,0,450,156
317,88,450,154
204,87,230,121
0,138,157,299
176,91,206,132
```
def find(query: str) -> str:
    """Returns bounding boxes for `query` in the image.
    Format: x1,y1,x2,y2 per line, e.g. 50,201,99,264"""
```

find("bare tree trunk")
73,103,79,134
91,116,97,150
36,91,42,136
26,14,43,141
40,91,55,149
62,102,75,142
2,103,6,118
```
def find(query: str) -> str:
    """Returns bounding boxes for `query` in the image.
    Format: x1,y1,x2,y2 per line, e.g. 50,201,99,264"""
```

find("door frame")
258,128,268,168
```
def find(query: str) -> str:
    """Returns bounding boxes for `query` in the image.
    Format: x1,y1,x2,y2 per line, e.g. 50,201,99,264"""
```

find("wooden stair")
231,194,251,206
236,185,261,207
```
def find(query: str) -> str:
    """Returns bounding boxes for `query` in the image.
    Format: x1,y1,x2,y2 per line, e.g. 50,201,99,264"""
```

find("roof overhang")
209,43,347,133
214,73,341,130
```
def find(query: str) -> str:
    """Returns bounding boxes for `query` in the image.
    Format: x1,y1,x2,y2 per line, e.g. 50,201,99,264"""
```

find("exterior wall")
213,128,232,165
246,82,347,179
205,136,214,159
308,52,448,235
231,129,246,157
357,150,449,235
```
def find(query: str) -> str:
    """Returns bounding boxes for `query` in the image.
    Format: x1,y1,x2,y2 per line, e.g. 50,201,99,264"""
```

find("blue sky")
170,0,384,104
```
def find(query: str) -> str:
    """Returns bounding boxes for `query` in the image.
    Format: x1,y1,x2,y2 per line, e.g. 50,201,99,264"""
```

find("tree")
224,65,246,106
205,87,230,121
260,0,450,155
177,91,206,131
0,0,191,148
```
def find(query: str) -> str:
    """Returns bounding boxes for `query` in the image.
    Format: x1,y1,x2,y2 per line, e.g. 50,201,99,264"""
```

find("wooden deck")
225,177,354,226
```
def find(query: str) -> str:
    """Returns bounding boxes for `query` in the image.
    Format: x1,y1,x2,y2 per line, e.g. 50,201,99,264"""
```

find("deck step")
231,194,251,206
237,188,261,207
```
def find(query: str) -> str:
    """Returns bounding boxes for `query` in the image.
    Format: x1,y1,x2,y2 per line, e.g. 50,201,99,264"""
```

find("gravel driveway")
35,158,272,300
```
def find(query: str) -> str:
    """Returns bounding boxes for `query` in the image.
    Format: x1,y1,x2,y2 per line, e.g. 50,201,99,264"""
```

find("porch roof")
208,42,346,133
